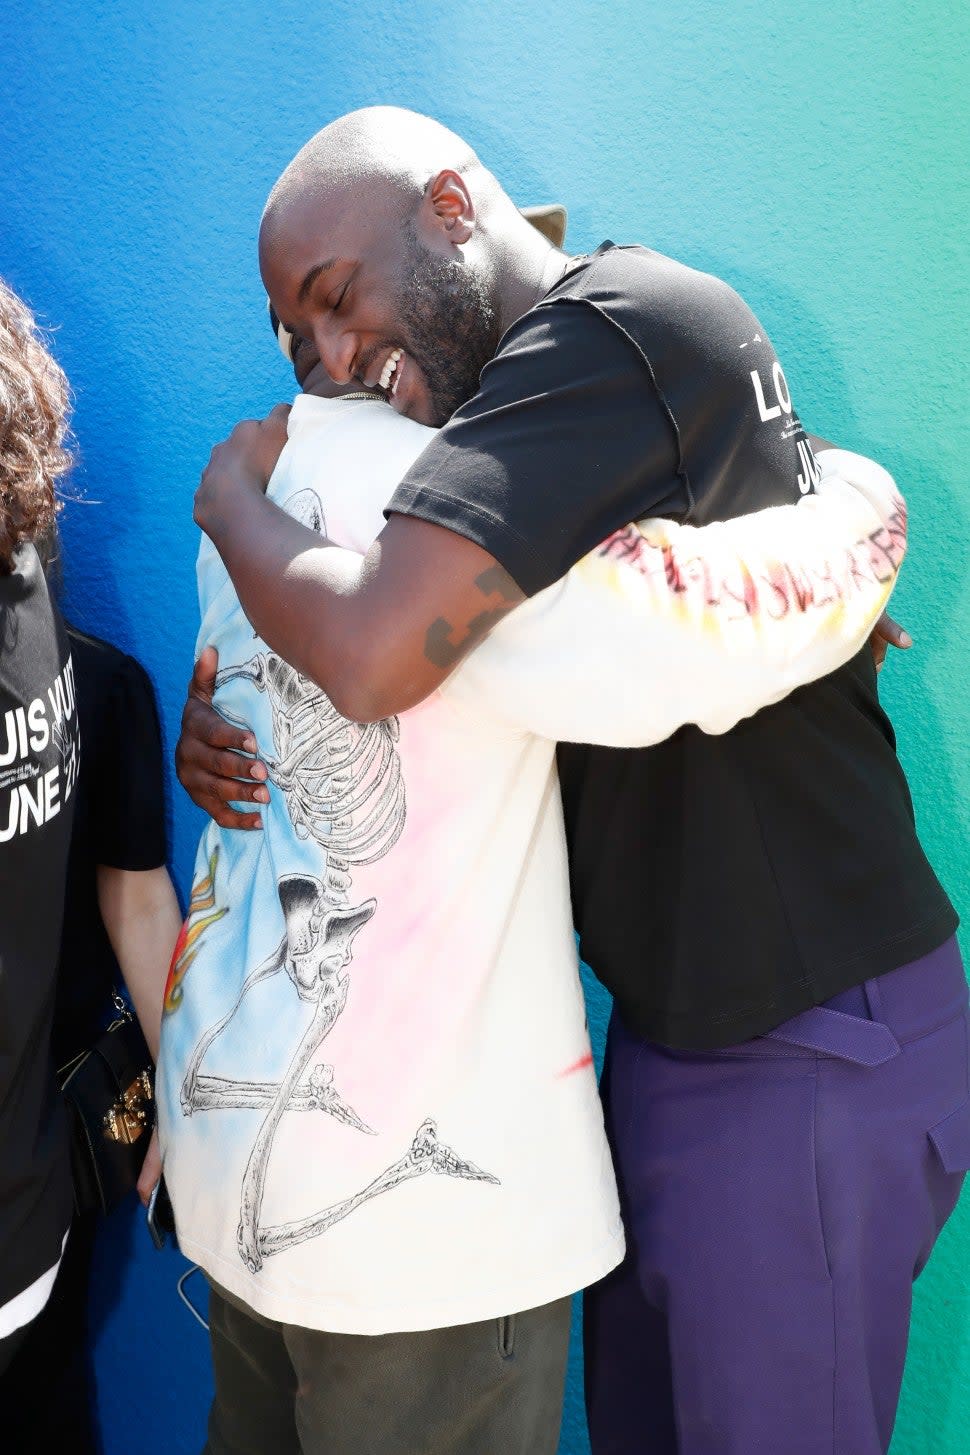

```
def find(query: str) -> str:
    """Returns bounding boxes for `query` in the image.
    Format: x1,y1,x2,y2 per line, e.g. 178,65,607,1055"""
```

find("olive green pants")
203,1280,571,1455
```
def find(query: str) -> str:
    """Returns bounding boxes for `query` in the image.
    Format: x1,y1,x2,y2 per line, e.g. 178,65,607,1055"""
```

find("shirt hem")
614,908,960,1051
176,1226,625,1336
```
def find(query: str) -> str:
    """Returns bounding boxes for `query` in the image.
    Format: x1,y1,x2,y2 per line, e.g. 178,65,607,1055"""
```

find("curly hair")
0,278,72,573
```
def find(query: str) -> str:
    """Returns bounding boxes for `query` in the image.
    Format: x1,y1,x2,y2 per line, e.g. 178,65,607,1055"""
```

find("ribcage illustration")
223,652,406,877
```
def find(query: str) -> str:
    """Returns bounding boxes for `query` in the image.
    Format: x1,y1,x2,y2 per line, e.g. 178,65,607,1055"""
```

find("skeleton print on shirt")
174,495,498,1273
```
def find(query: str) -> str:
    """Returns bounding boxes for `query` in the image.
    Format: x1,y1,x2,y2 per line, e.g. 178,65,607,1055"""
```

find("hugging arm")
441,448,910,746
176,517,523,829
192,307,682,726
180,450,911,824
186,302,909,819
201,475,522,726
807,433,909,670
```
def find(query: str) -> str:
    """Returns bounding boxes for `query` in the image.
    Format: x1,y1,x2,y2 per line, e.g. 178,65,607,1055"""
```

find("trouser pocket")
919,1093,970,1259
919,1011,970,1249
928,1098,970,1173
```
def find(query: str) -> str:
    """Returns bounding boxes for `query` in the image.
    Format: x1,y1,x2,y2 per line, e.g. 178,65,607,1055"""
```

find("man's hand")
194,404,291,537
871,610,913,673
175,646,269,830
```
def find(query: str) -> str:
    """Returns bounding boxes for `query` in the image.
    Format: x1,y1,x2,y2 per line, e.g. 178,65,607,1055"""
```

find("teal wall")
1,2,967,1450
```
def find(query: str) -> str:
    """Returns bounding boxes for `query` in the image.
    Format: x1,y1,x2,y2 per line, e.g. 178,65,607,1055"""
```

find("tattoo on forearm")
424,565,522,670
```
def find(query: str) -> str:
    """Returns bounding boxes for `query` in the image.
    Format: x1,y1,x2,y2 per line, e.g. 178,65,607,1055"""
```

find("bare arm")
96,864,183,1062
186,413,913,824
195,408,523,724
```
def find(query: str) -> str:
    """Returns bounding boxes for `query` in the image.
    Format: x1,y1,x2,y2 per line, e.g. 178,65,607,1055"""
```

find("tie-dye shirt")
157,394,903,1334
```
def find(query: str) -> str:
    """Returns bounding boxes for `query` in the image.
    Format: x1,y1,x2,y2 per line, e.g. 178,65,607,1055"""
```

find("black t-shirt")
0,546,80,1309
388,244,957,1048
52,629,168,1068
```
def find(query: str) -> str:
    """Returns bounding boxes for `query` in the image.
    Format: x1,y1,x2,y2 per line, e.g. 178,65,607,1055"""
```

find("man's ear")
421,169,475,246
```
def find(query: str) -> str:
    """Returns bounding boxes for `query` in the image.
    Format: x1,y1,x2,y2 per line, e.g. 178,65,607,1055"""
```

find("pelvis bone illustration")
180,873,375,1128
179,653,499,1273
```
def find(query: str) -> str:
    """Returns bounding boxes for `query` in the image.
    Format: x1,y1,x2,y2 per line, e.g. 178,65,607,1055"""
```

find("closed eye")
325,265,356,313
291,333,320,386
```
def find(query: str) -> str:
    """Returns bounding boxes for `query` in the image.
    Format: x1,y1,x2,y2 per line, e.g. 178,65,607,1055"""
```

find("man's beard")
395,220,500,426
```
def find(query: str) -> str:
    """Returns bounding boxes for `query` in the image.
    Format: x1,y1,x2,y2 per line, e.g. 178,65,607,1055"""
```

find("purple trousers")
585,938,970,1454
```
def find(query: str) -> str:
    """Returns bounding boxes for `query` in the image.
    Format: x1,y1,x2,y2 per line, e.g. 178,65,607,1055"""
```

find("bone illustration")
180,652,412,1269
236,887,380,1271
256,1118,500,1262
187,1065,373,1133
180,881,375,1113
219,652,406,861
180,931,284,1110
281,487,326,535
181,868,377,1270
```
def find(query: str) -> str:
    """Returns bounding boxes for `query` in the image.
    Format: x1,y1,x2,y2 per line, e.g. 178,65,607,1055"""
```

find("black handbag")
57,992,155,1215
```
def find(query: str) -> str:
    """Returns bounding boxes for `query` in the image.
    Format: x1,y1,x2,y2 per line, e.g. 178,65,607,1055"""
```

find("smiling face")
259,180,501,427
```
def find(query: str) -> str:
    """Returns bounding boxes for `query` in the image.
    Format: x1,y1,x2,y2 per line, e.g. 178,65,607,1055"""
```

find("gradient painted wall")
2,3,967,1451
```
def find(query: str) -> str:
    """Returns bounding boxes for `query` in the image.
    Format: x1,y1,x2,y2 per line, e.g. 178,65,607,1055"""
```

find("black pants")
205,1279,572,1455
0,1214,100,1452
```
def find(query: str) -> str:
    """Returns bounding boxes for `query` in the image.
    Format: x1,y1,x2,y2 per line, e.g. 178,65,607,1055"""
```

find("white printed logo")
796,437,822,496
0,656,80,842
750,362,793,422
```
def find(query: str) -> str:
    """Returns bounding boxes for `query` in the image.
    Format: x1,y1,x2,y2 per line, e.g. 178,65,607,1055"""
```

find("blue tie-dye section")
158,523,340,1138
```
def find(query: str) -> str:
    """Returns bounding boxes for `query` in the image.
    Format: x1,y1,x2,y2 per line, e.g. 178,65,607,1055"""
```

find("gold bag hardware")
103,1071,154,1145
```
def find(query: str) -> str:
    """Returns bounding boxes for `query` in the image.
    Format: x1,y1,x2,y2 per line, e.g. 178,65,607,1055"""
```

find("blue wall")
2,3,967,1451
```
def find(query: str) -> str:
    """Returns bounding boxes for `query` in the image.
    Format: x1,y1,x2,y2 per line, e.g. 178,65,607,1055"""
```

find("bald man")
181,109,963,1455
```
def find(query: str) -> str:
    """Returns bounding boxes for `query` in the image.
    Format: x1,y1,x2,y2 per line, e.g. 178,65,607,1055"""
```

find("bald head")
264,108,483,228
258,107,564,427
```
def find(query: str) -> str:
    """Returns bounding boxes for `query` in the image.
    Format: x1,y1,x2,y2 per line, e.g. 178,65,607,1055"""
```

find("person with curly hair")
0,282,72,570
0,277,81,1378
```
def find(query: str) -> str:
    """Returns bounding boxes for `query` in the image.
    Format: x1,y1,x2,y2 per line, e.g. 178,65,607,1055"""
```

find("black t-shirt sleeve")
385,298,687,596
92,654,168,871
